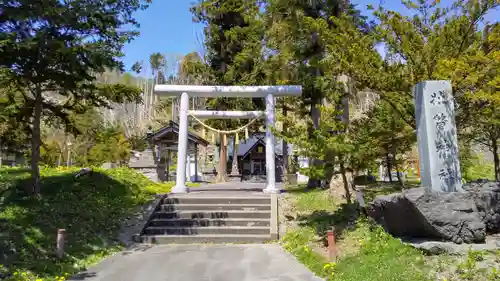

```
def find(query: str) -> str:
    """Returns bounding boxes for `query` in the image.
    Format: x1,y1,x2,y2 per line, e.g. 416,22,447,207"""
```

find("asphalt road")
69,244,324,281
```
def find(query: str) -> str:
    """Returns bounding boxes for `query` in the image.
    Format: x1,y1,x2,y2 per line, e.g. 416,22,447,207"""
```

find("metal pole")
172,92,189,193
264,93,279,193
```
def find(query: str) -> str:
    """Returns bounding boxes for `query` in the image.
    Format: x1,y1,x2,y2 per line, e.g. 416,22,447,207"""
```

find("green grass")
331,222,431,281
0,166,175,281
281,228,334,277
295,189,338,213
283,180,500,281
281,186,431,281
464,162,495,182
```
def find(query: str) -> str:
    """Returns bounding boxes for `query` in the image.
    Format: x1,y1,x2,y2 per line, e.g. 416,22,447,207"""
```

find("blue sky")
122,0,499,74
122,0,204,74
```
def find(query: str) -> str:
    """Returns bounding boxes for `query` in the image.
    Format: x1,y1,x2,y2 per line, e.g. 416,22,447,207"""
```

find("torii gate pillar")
174,92,189,193
264,93,277,193
154,85,302,194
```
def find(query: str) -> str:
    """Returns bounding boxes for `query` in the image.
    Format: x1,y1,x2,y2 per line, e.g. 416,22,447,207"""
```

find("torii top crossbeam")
154,85,302,98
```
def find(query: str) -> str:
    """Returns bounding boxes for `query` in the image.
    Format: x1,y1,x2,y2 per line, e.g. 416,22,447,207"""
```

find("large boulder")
367,182,500,244
465,181,500,232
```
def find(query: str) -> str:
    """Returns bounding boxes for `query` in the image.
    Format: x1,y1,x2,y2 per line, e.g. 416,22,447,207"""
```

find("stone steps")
138,194,273,244
143,226,270,235
157,203,271,212
147,218,271,227
137,234,271,244
150,210,271,219
162,196,270,205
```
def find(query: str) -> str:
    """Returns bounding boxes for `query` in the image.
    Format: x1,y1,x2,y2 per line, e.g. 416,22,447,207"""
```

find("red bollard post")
327,228,337,261
56,229,66,259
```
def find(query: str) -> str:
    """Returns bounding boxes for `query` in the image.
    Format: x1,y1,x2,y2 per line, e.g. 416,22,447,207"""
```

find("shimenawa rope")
188,113,261,134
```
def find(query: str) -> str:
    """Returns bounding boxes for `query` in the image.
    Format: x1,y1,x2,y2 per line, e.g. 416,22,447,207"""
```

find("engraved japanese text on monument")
415,81,463,192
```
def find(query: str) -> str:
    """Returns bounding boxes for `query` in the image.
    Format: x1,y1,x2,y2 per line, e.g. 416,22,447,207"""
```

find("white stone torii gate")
154,85,302,194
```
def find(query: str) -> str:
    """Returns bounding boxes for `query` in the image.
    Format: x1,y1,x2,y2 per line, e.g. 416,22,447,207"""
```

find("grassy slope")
281,185,500,281
280,186,431,281
0,166,191,281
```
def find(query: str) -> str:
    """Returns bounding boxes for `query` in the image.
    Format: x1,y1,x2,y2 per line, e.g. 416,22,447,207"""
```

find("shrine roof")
150,121,210,146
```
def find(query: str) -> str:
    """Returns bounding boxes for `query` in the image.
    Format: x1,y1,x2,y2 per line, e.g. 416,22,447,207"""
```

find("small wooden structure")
236,133,283,179
129,121,209,182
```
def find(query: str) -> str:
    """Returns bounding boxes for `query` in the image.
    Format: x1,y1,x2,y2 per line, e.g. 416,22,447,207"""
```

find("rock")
407,236,500,255
464,181,500,232
409,240,457,255
74,167,93,179
366,184,500,244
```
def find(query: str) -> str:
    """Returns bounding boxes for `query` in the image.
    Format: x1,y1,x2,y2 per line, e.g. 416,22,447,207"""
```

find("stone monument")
414,80,463,192
366,81,500,246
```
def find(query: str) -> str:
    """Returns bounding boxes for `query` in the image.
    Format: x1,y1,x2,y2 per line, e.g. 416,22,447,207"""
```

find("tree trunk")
57,152,62,167
66,145,71,167
393,151,405,188
395,164,403,186
150,79,154,118
144,79,149,120
30,87,43,194
340,161,352,204
492,137,500,182
386,153,393,183
148,77,153,119
217,133,228,182
307,101,321,188
152,71,159,119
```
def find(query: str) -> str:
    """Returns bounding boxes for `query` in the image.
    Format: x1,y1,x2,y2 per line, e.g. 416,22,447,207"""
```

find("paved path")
189,181,284,193
70,244,324,281
70,182,323,281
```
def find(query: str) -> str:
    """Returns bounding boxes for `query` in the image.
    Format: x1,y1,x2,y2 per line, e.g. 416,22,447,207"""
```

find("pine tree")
346,0,500,130
264,0,368,188
436,22,500,180
149,52,166,118
0,0,147,193
350,100,415,185
191,0,265,182
323,0,500,183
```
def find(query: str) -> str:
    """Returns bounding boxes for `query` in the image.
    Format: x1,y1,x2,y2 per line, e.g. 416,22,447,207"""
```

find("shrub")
462,154,495,182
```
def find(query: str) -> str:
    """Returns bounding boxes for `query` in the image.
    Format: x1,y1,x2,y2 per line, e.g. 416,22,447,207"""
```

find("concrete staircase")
137,194,276,244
